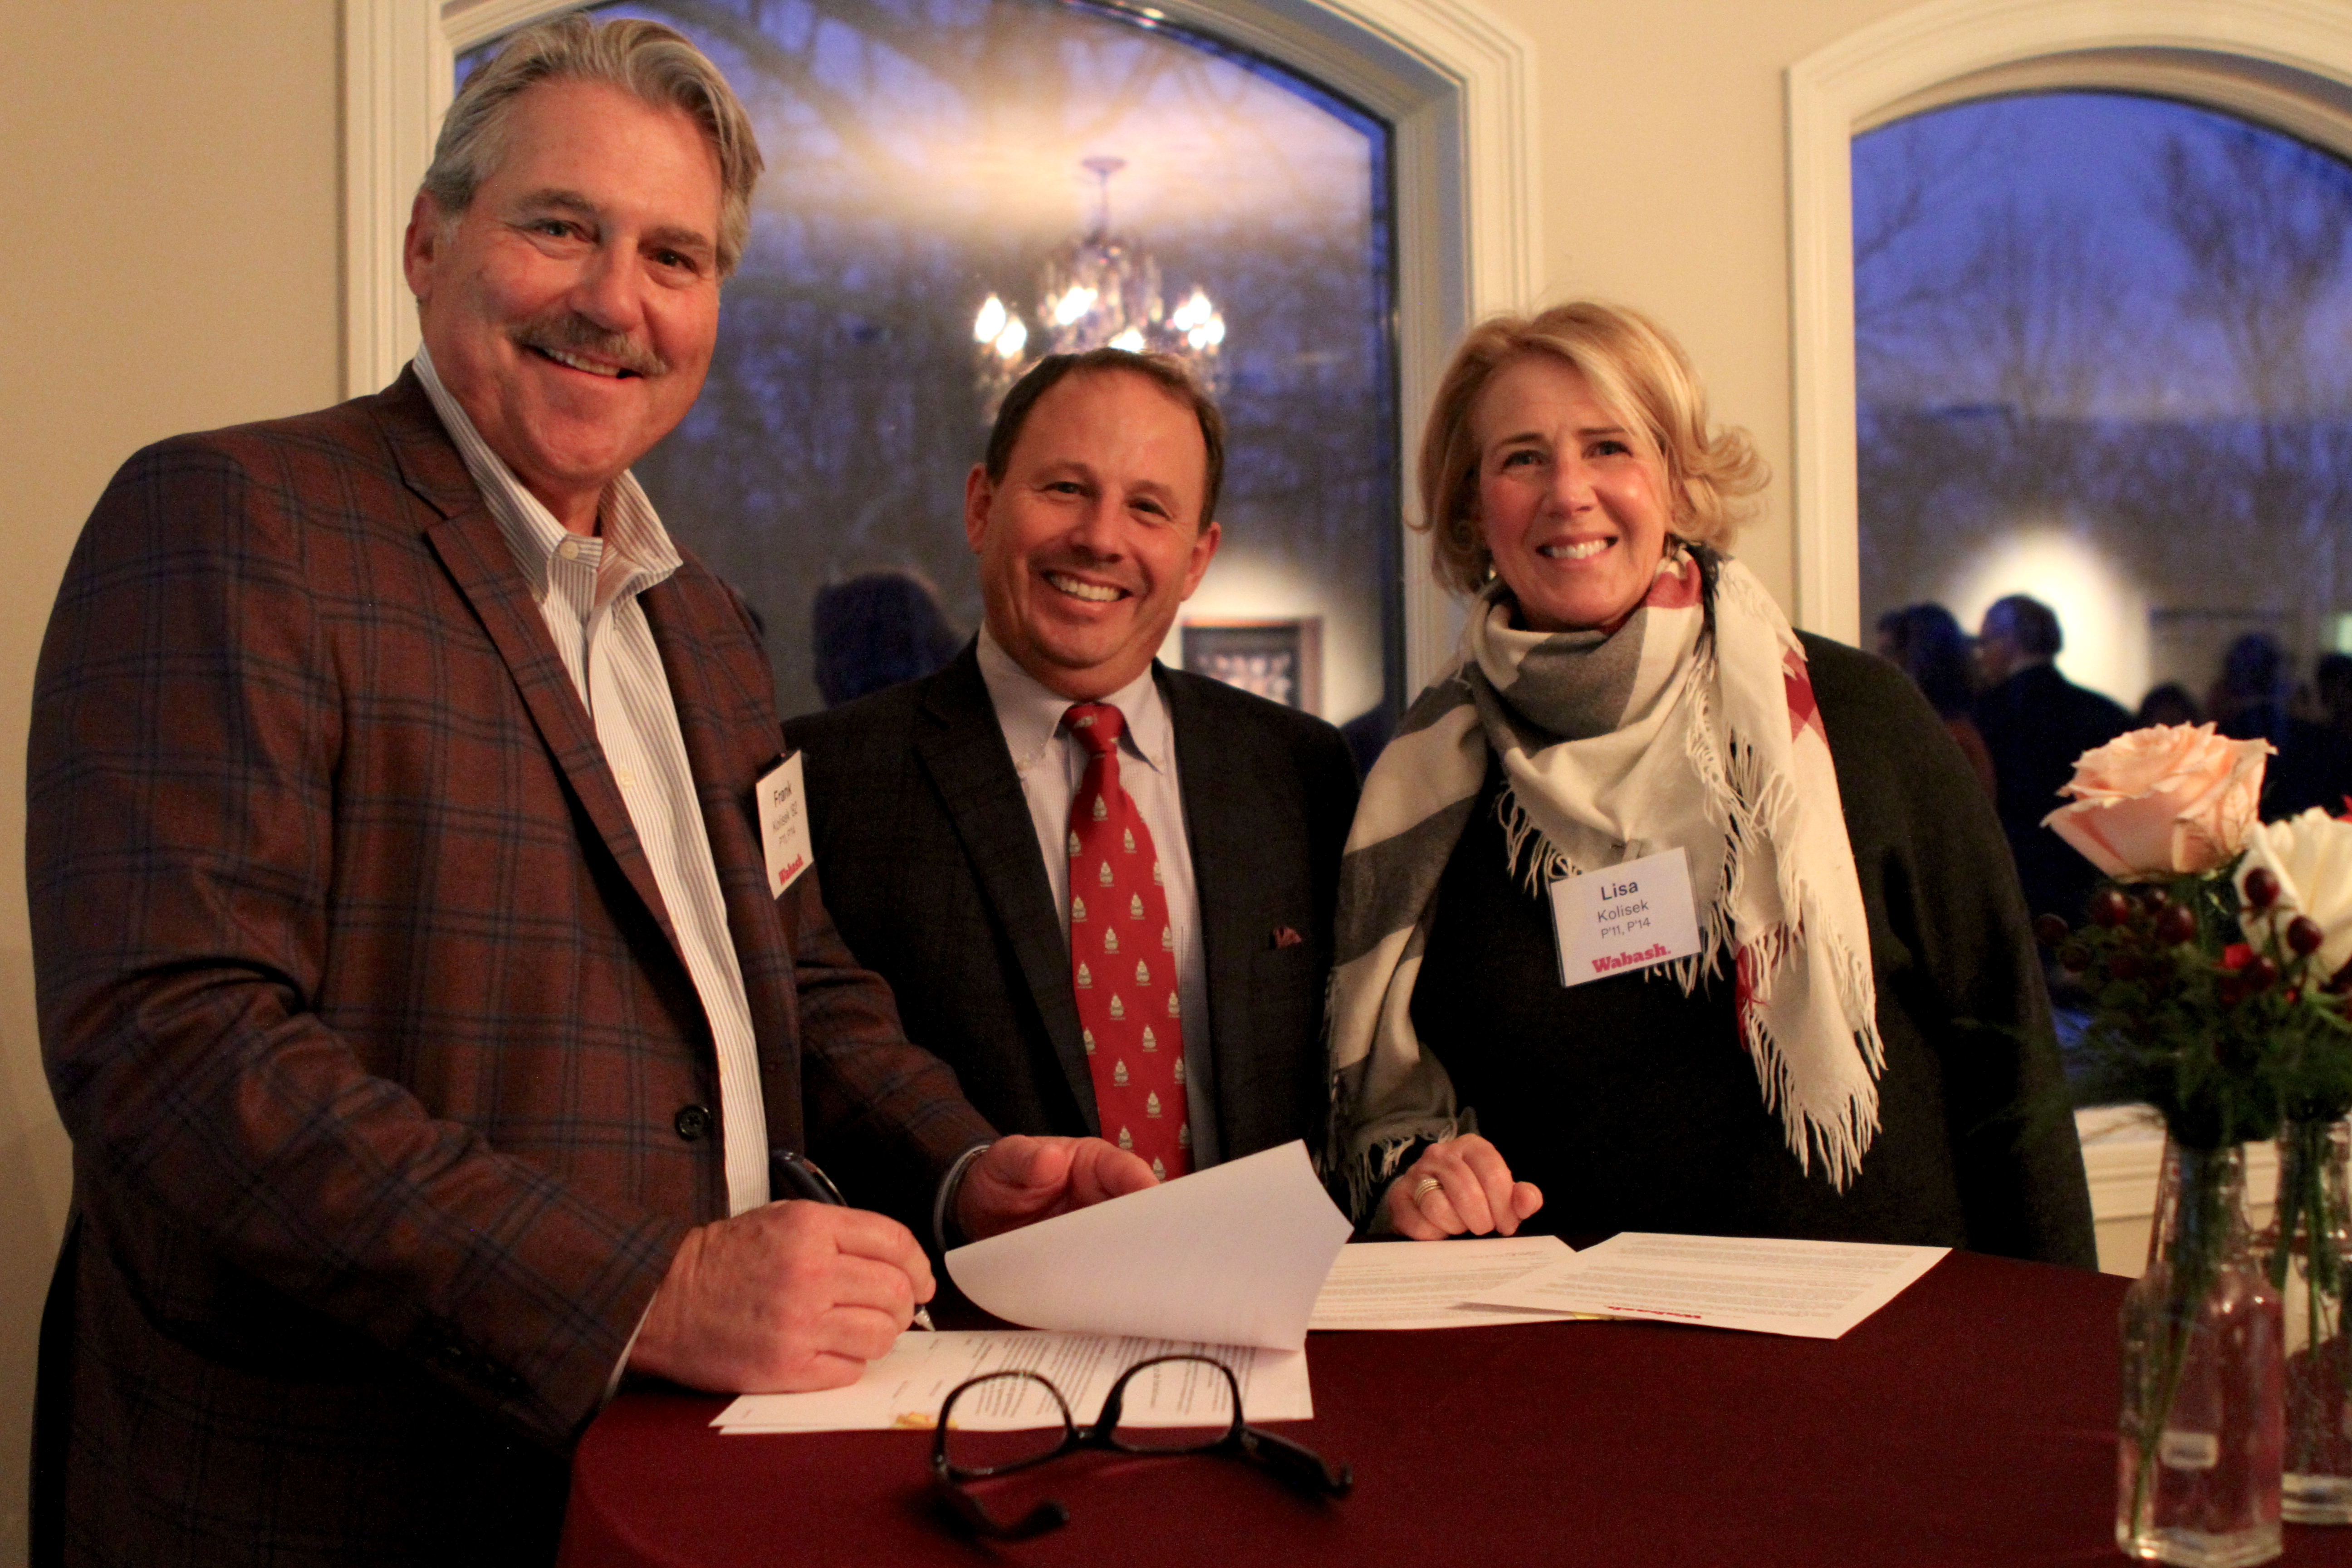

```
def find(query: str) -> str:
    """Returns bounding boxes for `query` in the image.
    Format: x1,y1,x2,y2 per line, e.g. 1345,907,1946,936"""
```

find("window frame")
342,0,1539,692
1786,0,2352,647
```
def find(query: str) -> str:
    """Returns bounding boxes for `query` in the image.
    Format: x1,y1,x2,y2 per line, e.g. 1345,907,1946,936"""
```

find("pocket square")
1271,926,1303,949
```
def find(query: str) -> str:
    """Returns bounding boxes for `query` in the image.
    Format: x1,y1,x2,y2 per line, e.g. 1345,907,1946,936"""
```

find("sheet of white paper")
710,1331,1310,1433
1469,1232,1948,1339
946,1141,1352,1351
1308,1238,1592,1330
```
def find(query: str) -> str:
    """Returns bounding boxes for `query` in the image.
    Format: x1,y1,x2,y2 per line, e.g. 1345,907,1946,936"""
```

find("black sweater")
1409,636,2098,1267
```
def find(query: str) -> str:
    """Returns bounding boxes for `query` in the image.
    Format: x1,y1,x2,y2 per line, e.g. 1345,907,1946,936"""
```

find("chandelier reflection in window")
974,156,1226,416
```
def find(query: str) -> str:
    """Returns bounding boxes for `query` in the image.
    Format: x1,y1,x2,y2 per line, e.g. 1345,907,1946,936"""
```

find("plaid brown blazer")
25,370,993,1566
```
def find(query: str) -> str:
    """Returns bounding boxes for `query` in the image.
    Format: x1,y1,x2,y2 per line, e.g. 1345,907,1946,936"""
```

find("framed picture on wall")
1181,617,1323,716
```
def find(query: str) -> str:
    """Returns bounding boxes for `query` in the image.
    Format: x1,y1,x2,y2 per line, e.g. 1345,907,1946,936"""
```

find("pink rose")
2236,810,2352,980
2042,723,2272,879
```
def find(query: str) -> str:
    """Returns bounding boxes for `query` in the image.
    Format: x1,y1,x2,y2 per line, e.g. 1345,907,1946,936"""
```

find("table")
557,1251,2352,1567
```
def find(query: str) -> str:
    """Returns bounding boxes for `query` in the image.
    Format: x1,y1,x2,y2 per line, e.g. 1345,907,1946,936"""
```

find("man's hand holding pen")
629,1134,1153,1394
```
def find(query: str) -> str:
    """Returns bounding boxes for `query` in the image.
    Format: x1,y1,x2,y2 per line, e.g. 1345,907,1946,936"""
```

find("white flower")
2236,808,2352,980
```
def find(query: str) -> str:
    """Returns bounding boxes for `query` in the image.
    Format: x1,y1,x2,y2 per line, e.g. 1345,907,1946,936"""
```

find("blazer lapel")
913,650,1098,1132
378,372,685,960
1161,669,1260,1144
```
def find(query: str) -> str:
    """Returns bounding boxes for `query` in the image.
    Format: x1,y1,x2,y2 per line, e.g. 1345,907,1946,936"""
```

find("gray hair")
420,13,764,276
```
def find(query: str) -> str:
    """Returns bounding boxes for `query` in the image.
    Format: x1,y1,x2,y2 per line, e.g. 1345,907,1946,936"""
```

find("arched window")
1854,92,2352,775
344,0,1540,702
462,0,1398,722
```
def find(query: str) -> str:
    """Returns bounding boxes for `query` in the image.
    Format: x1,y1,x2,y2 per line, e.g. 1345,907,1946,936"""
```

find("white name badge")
755,752,814,897
1547,847,1703,989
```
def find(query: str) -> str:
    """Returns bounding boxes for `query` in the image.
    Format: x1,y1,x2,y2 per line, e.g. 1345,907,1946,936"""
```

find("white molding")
2077,1105,2281,1276
345,0,1536,699
342,0,450,397
1785,0,2352,647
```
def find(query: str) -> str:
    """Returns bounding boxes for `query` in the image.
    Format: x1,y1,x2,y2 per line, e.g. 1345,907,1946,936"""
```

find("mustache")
509,309,668,378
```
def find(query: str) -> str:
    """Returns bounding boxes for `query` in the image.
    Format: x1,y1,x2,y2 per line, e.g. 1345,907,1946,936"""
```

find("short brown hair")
421,15,764,276
1417,301,1767,597
985,350,1226,529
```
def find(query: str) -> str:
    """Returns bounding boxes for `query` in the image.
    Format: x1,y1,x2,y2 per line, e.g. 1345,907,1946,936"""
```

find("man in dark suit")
786,351,1359,1171
1974,593,2134,922
27,20,1142,1566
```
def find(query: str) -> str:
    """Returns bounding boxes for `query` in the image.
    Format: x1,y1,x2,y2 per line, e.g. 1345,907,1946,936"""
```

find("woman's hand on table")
1386,1136,1544,1240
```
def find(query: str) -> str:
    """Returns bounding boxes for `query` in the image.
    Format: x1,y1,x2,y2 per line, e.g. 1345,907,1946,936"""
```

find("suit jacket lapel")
377,371,686,961
1161,669,1259,1144
914,648,1098,1132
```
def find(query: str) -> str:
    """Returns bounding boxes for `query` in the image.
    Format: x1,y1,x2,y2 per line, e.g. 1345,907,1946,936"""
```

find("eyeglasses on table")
929,1352,1353,1539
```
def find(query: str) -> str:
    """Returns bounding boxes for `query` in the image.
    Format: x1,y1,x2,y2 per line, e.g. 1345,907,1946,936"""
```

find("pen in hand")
770,1149,937,1332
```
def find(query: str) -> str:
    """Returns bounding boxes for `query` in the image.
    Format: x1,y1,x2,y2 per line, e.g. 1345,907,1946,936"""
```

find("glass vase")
2117,1140,2284,1567
2264,1117,2352,1524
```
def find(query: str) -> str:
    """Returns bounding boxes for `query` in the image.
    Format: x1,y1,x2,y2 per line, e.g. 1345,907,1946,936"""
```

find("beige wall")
0,2,341,1558
0,0,1931,1560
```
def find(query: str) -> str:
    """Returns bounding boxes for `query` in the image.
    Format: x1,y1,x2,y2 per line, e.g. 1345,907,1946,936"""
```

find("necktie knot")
1063,702,1127,758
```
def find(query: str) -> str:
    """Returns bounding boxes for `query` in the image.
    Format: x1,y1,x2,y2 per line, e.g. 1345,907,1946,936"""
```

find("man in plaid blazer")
26,19,1144,1566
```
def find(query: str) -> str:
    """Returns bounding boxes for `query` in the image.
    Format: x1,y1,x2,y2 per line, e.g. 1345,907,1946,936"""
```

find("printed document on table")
711,1331,1309,1433
1309,1237,1594,1330
947,1141,1352,1352
1467,1232,1949,1339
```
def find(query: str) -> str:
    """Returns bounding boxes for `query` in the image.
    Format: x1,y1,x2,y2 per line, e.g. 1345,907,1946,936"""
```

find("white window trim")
1785,0,2352,646
343,0,1540,694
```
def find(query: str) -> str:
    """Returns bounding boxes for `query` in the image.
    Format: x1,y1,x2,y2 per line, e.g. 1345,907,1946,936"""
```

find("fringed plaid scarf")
1326,548,1885,1220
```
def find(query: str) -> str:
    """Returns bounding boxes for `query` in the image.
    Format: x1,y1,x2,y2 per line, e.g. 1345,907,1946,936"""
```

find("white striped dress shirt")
415,347,770,1218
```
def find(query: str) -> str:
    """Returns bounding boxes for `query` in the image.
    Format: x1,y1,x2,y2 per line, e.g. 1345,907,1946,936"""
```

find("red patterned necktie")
1063,702,1191,1180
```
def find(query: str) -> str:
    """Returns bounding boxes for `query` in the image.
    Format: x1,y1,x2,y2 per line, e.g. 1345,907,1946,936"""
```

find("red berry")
2156,906,2198,945
2289,917,2326,957
2142,887,2172,913
2108,952,2142,982
2058,943,2090,974
2090,888,2132,928
2249,955,2280,990
2245,867,2280,913
2219,975,2248,1007
2034,914,2070,948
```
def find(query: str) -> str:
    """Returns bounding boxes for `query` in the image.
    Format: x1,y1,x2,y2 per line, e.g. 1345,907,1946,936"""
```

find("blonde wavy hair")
1416,301,1768,598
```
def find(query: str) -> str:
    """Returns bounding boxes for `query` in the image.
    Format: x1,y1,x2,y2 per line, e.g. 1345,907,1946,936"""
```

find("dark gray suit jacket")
784,645,1359,1161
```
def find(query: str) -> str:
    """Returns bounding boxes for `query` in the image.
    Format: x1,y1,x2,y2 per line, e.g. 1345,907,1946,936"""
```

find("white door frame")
342,0,1540,692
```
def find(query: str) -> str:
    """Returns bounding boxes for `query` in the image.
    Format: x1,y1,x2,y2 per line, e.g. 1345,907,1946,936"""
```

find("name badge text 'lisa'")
1546,847,1702,989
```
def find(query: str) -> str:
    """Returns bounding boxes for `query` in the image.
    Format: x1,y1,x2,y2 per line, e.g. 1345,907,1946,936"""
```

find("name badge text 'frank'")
1546,847,1703,990
756,751,815,896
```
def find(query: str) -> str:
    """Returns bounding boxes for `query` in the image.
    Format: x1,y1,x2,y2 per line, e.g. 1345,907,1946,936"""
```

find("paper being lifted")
1468,1232,1949,1340
1309,1237,1595,1330
713,1332,1308,1434
946,1142,1353,1352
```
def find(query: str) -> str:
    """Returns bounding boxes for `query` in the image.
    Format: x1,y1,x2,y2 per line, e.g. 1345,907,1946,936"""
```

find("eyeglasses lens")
939,1372,1072,1476
1108,1356,1236,1454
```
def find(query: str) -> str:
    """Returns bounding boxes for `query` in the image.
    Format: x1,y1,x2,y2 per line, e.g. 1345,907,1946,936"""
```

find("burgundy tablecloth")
558,1251,2352,1567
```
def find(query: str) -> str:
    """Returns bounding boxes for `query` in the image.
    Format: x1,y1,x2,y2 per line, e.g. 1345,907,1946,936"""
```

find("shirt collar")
412,343,681,606
975,626,1175,779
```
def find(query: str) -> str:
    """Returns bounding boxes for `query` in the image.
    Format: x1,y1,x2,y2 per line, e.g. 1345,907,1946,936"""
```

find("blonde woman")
1328,303,2094,1264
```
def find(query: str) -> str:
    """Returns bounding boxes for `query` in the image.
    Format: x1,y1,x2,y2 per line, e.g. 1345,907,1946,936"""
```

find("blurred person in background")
1876,603,1993,797
1974,594,2132,923
2207,632,2291,749
2269,651,2352,819
810,568,962,708
2135,682,2202,730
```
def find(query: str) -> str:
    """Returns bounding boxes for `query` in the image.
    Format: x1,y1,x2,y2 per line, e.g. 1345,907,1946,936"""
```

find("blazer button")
673,1104,714,1142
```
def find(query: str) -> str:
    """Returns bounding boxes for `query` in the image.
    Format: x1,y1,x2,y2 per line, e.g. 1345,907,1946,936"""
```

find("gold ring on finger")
1411,1176,1443,1203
